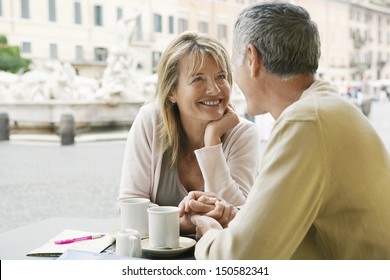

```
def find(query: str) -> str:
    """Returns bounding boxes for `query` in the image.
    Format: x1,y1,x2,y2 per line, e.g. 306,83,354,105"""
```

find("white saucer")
141,237,196,257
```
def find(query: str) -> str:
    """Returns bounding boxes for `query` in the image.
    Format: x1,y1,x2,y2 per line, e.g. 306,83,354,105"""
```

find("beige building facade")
0,0,389,91
293,0,390,93
0,0,254,79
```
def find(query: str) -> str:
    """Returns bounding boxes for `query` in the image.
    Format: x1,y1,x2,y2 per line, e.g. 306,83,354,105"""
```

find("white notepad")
27,229,115,257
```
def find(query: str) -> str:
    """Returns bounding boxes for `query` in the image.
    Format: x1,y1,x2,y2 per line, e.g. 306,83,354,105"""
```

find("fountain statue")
1,62,100,102
0,10,148,143
95,12,145,104
0,10,145,103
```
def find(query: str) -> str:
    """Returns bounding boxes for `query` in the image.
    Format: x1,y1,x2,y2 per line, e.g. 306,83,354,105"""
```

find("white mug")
147,206,180,249
115,229,142,258
119,197,157,238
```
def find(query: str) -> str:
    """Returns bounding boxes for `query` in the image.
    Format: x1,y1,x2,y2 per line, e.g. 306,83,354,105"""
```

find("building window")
136,15,143,41
378,52,383,63
152,51,161,72
75,45,83,61
364,29,369,42
217,24,227,41
199,21,208,34
94,47,107,61
48,0,56,22
117,7,123,20
94,5,103,26
21,42,31,53
21,0,30,19
365,51,372,65
153,13,162,33
168,16,174,34
74,2,82,24
178,18,188,34
365,11,372,23
50,43,58,59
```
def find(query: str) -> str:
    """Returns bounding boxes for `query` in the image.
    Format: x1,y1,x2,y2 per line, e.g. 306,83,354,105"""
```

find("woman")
118,31,260,213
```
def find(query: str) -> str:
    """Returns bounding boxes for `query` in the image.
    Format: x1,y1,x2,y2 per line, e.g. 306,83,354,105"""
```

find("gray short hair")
234,2,321,79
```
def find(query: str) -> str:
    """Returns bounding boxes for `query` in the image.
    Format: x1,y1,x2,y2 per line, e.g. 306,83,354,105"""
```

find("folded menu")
27,229,115,257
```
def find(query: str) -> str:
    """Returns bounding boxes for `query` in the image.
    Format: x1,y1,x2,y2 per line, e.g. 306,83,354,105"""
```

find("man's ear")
247,44,261,78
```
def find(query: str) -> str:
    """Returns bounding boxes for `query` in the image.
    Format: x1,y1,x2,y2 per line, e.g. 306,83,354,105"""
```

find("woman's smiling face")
170,54,231,126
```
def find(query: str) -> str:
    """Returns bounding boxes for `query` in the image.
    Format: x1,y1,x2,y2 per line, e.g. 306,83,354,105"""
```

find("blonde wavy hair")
155,31,233,167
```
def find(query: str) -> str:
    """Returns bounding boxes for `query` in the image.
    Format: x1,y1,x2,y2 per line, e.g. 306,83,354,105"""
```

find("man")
184,2,390,259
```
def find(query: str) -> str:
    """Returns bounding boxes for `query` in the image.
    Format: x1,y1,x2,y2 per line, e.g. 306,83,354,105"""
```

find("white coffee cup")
147,206,180,249
119,197,157,238
115,229,142,258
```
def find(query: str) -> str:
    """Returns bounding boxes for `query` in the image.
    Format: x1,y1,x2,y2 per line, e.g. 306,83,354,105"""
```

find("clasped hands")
178,191,238,239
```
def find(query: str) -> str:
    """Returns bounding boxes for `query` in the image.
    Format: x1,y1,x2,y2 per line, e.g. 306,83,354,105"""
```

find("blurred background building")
0,0,390,91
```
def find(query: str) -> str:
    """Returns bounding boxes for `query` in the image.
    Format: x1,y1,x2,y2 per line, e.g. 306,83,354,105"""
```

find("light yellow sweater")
195,80,390,259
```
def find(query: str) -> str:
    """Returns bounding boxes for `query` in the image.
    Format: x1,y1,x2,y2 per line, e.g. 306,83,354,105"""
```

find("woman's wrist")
204,127,222,146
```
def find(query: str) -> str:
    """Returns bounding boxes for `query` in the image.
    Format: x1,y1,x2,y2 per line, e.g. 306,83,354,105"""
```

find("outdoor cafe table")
0,217,195,260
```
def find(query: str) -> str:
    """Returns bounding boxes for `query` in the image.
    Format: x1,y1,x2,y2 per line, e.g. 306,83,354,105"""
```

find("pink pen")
54,234,105,245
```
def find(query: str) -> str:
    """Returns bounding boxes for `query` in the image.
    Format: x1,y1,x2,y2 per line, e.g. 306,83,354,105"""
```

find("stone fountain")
0,13,148,144
0,10,249,144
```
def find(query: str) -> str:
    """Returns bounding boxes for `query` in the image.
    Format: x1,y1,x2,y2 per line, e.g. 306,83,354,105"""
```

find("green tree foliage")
0,35,8,45
0,35,31,73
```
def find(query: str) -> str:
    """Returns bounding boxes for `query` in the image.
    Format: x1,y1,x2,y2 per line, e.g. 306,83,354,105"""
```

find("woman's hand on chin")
204,106,239,146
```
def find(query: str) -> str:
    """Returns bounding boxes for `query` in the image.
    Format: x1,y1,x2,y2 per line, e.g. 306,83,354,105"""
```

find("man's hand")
191,215,223,240
179,191,218,215
179,191,239,229
205,200,238,228
179,191,218,234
